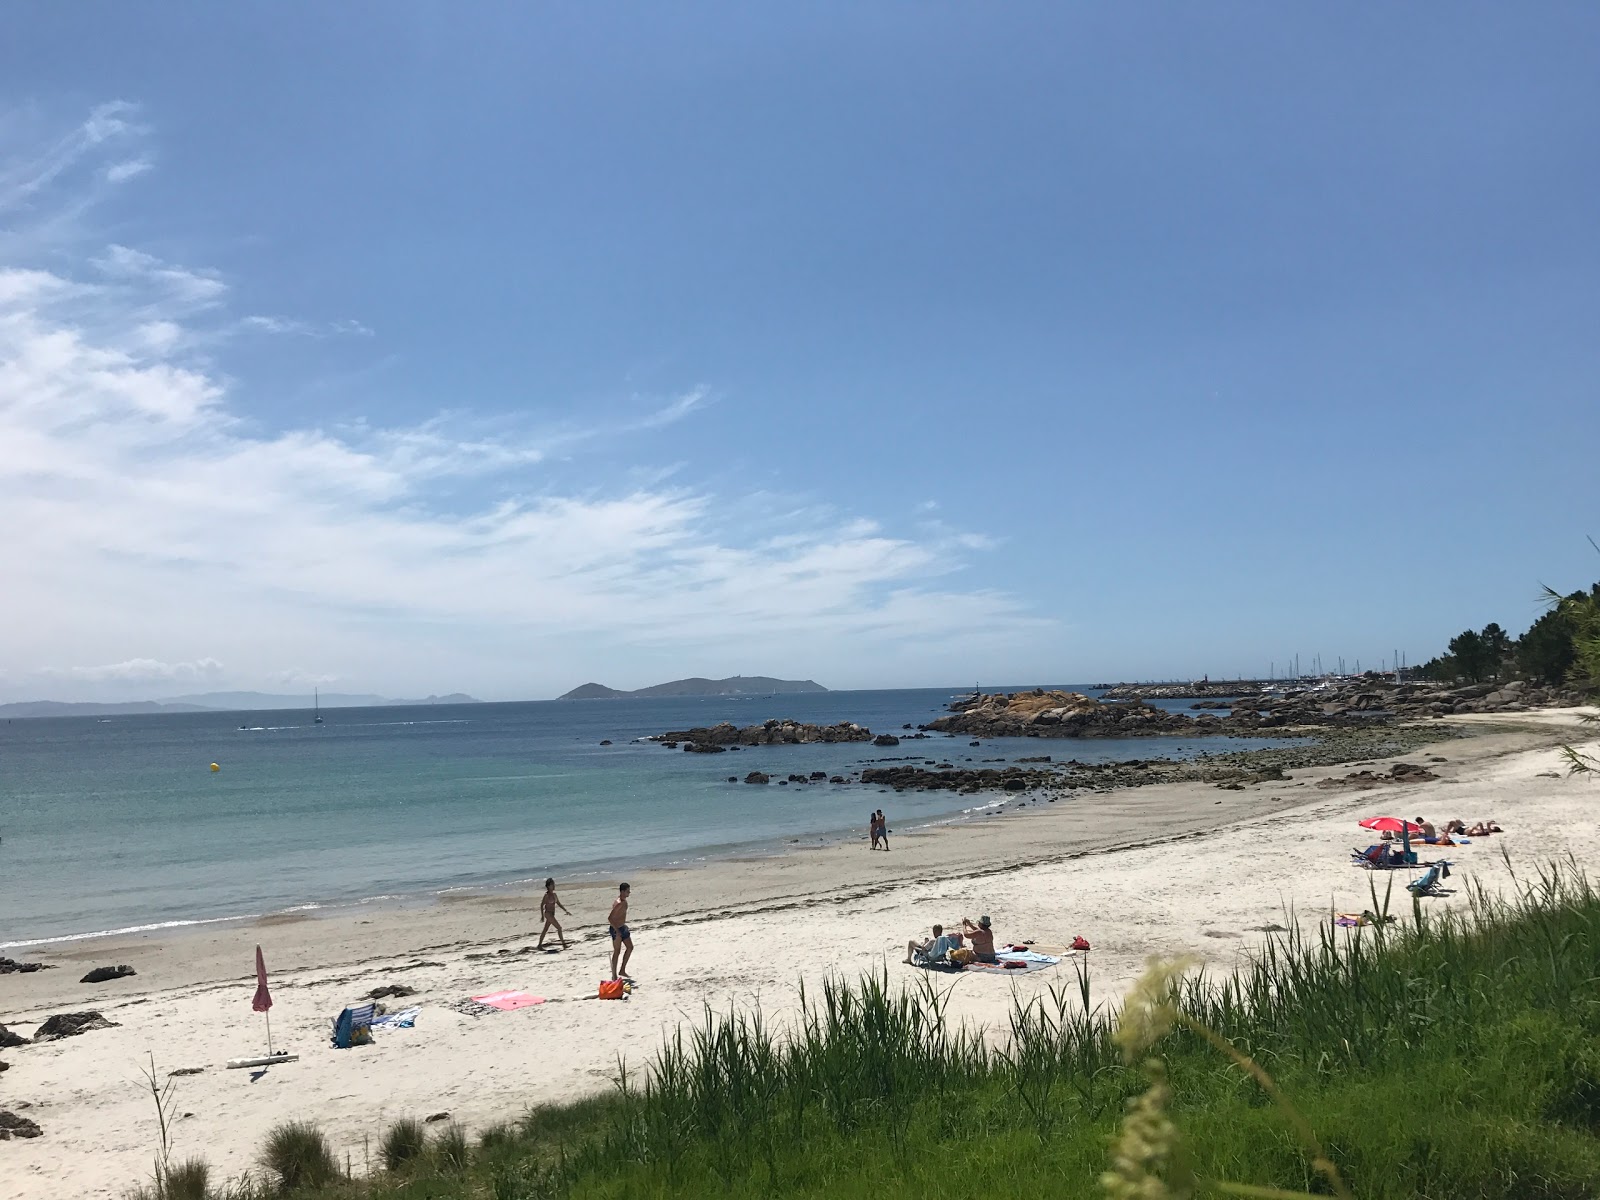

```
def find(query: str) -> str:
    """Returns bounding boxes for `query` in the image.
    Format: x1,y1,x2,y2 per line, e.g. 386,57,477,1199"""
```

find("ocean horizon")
0,686,1278,947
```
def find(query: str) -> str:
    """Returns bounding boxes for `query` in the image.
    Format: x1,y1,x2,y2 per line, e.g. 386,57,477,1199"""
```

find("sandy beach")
3,713,1596,1200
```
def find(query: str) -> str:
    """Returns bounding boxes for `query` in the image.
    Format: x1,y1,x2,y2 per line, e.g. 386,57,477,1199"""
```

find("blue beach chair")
331,1002,377,1048
1407,861,1452,897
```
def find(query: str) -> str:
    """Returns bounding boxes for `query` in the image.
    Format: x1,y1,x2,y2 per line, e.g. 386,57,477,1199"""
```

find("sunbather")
1445,819,1466,835
961,915,998,963
1414,817,1438,842
904,924,962,965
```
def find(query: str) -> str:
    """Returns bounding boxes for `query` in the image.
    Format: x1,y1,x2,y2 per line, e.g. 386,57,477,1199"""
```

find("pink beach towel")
471,990,546,1011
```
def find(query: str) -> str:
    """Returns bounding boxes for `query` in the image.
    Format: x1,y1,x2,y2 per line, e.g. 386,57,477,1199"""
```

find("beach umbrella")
252,944,274,1055
1359,815,1423,859
1357,816,1424,834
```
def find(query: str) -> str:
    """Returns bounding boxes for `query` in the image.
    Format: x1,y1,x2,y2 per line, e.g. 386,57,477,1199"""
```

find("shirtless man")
961,915,998,963
904,923,961,965
535,877,571,950
608,882,633,980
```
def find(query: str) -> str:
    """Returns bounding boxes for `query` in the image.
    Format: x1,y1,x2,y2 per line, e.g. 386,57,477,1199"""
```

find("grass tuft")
259,1120,339,1192
378,1117,427,1172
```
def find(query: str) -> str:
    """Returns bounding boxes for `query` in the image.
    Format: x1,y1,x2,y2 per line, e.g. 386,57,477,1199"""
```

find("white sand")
3,714,1596,1199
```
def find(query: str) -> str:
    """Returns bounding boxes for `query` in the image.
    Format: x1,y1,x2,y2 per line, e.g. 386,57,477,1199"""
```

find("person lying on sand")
904,924,962,965
1445,819,1467,835
1465,821,1503,837
536,877,571,950
961,915,998,963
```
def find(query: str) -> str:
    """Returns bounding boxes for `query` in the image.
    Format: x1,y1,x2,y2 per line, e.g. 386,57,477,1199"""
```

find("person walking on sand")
878,808,890,852
608,882,633,980
536,877,571,950
869,810,881,850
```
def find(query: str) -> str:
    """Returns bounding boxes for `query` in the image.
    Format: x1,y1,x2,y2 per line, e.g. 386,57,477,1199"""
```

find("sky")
1,5,1597,702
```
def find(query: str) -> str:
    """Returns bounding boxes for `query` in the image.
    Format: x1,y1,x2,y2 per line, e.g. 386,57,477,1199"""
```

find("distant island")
0,692,482,718
558,676,828,700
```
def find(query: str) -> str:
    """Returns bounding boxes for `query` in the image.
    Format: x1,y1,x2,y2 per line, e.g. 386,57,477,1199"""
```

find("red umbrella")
253,944,274,1054
1358,817,1424,834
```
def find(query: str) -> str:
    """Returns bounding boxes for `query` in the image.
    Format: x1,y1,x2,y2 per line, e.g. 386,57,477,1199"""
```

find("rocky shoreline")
649,719,874,750
930,679,1571,739
856,723,1465,796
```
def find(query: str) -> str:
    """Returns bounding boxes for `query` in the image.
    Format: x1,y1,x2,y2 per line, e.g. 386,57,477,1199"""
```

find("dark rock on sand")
0,1060,8,1074
79,965,136,984
367,984,417,1001
0,1025,26,1049
0,1111,42,1139
425,1111,451,1123
599,739,612,745
33,1012,118,1041
0,958,52,975
168,1067,205,1077
743,771,770,785
1316,762,1441,790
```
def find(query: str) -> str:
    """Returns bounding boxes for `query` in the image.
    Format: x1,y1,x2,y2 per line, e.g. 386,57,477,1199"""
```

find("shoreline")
3,722,1465,952
2,712,1595,1198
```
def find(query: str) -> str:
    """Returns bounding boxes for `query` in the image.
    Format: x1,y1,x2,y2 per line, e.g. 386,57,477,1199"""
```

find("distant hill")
0,692,482,718
558,676,828,700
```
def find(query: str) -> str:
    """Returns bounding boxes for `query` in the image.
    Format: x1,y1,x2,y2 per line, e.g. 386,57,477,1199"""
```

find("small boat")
313,688,323,725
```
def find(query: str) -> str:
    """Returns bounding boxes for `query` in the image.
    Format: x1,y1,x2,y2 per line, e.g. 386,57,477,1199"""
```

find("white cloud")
0,105,1044,700
105,158,153,184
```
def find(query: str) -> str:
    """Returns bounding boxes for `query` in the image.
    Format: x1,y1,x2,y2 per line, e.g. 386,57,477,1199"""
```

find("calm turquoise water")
0,688,1284,945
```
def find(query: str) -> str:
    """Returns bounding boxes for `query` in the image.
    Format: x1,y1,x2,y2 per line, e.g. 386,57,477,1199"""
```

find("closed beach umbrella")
253,944,275,1054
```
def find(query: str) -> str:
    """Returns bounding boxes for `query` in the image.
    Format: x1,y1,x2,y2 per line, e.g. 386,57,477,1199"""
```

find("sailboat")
313,688,324,725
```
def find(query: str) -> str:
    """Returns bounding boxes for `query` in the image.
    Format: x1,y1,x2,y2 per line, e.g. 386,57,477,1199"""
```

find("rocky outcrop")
872,734,900,746
0,1111,42,1139
682,742,727,753
0,1026,26,1049
743,771,771,785
1101,682,1257,700
652,719,872,746
929,691,1195,738
79,965,135,984
33,1012,118,1041
367,984,417,1001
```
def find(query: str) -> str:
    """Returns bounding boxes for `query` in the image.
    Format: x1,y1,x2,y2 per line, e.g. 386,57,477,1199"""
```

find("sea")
0,687,1287,947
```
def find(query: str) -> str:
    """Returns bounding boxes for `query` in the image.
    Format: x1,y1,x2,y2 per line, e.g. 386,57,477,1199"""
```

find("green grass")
142,855,1600,1199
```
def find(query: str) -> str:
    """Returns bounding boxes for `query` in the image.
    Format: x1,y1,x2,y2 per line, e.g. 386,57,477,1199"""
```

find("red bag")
1071,936,1091,951
598,980,626,1000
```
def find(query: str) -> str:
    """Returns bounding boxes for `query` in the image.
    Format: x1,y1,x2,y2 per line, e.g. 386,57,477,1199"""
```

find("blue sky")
1,5,1597,701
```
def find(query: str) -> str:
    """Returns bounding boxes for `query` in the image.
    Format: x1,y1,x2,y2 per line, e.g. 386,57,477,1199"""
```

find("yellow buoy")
209,762,220,772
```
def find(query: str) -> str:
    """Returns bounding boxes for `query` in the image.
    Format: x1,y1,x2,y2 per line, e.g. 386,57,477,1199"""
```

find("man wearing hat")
961,915,998,963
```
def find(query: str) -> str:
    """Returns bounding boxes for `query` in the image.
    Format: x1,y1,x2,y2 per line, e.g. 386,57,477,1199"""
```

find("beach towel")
914,950,1061,975
471,990,546,1011
371,1007,420,1029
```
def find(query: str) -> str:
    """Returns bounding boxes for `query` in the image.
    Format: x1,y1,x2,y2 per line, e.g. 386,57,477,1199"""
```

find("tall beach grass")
134,855,1600,1199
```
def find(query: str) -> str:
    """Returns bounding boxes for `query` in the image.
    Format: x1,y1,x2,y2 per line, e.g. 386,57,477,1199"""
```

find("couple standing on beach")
534,878,635,981
870,809,890,851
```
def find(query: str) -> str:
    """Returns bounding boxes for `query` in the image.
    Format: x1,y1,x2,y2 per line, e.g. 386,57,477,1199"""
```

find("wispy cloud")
105,158,153,184
49,657,225,684
0,105,1041,700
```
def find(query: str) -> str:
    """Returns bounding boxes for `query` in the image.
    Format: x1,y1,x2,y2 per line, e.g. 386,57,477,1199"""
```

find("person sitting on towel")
961,915,999,963
904,924,962,965
1415,817,1438,843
